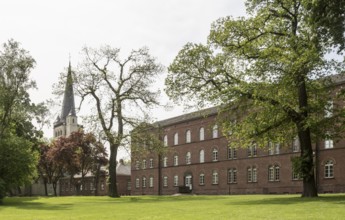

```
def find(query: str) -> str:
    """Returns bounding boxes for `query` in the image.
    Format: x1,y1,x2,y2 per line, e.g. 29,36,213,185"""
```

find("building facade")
131,105,345,195
59,160,131,196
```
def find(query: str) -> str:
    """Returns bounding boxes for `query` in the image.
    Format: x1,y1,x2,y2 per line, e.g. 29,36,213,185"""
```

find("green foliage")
131,123,168,161
0,178,5,203
0,136,39,198
166,0,345,197
0,39,47,203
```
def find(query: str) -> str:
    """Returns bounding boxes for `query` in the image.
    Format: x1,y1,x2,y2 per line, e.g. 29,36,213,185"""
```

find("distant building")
59,159,131,196
131,78,345,195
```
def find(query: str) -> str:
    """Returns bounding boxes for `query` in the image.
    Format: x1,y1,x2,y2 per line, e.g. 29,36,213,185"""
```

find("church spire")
60,61,76,121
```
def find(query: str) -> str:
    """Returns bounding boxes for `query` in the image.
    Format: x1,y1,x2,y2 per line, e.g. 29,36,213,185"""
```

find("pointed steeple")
60,61,76,121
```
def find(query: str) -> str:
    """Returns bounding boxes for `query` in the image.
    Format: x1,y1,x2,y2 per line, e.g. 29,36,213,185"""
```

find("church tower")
53,61,80,137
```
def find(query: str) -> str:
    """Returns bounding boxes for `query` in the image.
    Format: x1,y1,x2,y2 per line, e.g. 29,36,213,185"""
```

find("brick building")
131,82,345,195
59,159,131,196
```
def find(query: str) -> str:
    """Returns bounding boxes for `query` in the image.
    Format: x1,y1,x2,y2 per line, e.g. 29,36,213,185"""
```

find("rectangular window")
247,168,252,182
292,172,301,180
275,166,280,181
142,160,147,169
174,133,179,145
212,125,218,138
149,159,154,168
199,174,205,185
174,175,179,186
325,161,334,178
163,157,168,167
275,143,280,154
228,147,237,159
228,168,237,183
199,150,205,163
212,149,218,161
186,130,191,143
253,144,257,156
212,171,218,184
142,178,147,188
325,139,334,149
248,144,257,157
186,152,191,164
163,135,168,147
293,138,300,152
252,168,257,182
248,146,252,157
199,127,205,141
268,167,274,182
163,176,168,187
174,155,178,166
149,177,154,188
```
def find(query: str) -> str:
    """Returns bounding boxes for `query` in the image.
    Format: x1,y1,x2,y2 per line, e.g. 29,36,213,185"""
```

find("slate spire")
60,61,76,120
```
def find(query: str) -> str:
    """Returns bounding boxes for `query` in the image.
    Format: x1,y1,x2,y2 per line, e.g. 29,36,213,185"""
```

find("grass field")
1,194,345,220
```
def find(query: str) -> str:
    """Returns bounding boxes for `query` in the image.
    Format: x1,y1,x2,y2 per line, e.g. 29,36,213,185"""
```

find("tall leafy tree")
0,40,46,202
75,46,163,197
166,0,345,197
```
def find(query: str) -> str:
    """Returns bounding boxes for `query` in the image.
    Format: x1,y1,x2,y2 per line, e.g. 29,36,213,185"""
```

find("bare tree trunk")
94,164,101,196
52,182,57,196
43,179,48,196
297,76,318,197
298,128,318,197
108,144,119,197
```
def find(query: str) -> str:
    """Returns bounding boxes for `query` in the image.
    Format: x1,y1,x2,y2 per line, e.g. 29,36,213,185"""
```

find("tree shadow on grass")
126,195,231,204
229,194,345,206
1,197,73,211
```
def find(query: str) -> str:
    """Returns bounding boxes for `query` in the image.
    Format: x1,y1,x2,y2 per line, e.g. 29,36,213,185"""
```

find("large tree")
75,46,163,197
165,0,345,197
0,40,46,202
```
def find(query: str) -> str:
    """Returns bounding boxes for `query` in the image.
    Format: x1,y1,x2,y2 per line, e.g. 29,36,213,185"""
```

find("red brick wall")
131,112,345,195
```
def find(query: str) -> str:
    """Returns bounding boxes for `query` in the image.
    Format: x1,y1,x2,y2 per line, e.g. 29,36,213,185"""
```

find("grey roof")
60,62,76,121
329,73,345,86
154,106,219,127
116,162,131,176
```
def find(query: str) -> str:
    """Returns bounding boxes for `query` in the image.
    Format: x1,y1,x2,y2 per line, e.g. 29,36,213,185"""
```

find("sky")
1,0,246,158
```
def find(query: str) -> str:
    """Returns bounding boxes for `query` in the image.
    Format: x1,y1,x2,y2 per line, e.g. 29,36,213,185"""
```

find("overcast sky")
1,0,246,143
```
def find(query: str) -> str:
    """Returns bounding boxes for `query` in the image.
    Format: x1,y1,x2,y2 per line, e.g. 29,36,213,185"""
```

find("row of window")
136,140,335,170
135,148,219,169
163,125,219,146
61,181,105,192
163,130,333,150
135,160,335,189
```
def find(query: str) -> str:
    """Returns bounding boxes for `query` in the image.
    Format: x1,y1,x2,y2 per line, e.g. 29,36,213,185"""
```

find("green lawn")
1,194,345,220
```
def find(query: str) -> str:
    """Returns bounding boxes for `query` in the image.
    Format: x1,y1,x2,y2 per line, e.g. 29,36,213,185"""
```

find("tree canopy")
74,46,163,197
166,0,345,197
38,131,108,196
0,40,47,202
